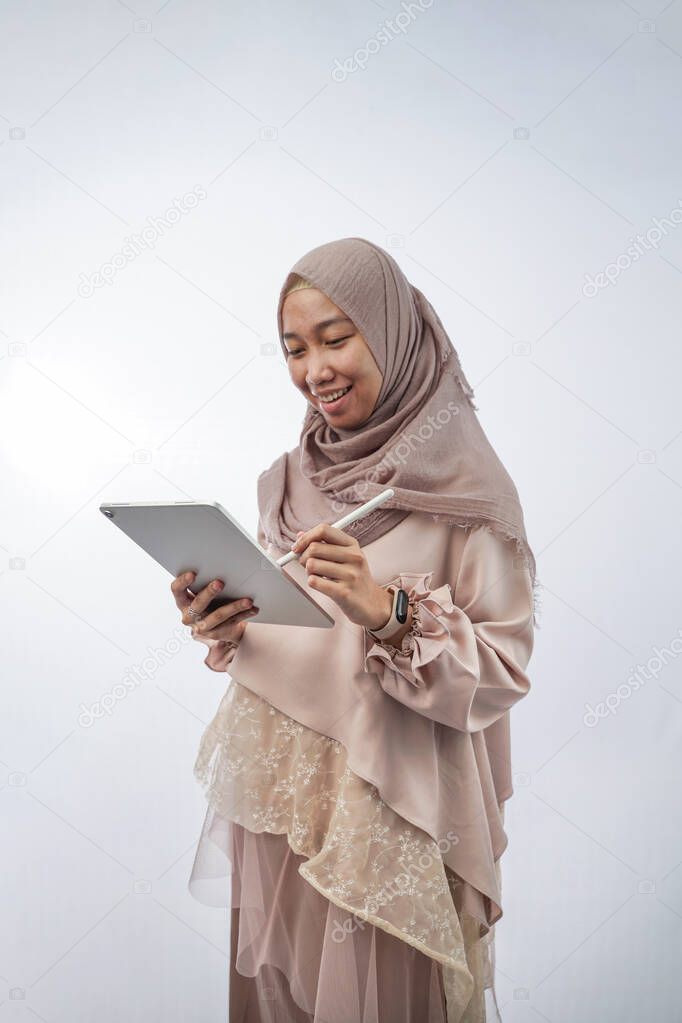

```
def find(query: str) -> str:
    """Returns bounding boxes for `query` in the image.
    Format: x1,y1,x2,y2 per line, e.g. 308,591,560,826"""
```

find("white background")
1,0,681,1019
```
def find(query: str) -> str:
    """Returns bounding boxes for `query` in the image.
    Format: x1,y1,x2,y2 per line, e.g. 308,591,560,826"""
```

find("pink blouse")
198,510,535,932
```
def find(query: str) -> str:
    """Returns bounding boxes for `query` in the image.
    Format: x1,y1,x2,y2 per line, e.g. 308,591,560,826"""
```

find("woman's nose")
305,353,334,386
307,369,333,385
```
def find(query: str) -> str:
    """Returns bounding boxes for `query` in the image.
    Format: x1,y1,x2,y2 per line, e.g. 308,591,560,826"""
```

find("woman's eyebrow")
283,316,353,341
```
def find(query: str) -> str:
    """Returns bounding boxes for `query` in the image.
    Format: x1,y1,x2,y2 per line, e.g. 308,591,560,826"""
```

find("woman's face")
282,287,382,428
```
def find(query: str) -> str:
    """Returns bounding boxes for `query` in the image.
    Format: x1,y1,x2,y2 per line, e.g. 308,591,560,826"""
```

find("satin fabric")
226,513,534,932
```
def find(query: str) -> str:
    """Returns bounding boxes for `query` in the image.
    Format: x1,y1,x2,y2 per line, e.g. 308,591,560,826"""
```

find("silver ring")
187,606,203,619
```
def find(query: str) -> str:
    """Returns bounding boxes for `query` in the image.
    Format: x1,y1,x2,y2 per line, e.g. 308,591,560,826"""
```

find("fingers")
195,614,255,645
171,571,199,610
303,556,353,582
292,523,356,554
297,541,360,567
173,572,260,636
173,572,227,622
193,597,259,635
181,590,225,627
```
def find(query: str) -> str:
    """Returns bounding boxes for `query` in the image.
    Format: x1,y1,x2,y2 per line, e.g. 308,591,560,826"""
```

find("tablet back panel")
99,500,334,628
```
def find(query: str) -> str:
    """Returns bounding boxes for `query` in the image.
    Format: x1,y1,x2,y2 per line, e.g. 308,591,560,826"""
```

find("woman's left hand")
292,523,392,631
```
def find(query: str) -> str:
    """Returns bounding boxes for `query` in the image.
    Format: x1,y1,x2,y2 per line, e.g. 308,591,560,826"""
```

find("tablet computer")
99,500,334,629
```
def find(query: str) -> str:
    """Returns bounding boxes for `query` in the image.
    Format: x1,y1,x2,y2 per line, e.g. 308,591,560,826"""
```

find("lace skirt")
227,819,449,1022
189,681,503,1023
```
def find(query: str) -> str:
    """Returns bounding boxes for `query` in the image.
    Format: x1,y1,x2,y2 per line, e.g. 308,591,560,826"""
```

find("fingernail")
213,581,223,590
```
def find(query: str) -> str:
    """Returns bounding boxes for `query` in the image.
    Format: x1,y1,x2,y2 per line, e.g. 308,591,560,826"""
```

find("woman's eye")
287,337,349,358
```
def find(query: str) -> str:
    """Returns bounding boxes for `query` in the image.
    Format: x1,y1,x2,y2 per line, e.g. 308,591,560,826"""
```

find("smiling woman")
188,236,538,1023
282,276,383,424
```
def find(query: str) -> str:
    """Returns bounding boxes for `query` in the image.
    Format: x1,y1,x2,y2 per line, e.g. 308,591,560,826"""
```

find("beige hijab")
258,237,539,619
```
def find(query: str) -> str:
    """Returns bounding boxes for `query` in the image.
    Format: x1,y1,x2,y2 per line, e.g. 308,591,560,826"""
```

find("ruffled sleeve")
362,525,534,733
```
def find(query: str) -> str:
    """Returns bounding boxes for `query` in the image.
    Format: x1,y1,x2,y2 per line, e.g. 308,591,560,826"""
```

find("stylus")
275,488,395,567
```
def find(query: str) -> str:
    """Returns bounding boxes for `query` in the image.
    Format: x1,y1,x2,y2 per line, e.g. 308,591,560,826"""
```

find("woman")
175,237,539,1022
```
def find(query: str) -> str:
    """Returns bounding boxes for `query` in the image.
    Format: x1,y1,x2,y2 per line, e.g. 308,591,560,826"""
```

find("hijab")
257,237,539,620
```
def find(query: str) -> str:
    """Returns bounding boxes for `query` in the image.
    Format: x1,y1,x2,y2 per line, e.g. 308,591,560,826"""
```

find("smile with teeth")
317,385,352,404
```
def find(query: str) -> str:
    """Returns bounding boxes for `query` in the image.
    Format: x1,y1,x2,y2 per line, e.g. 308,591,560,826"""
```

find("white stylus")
275,488,395,566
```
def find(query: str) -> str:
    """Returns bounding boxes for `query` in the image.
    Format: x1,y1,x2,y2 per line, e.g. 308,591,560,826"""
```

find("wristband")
368,585,410,641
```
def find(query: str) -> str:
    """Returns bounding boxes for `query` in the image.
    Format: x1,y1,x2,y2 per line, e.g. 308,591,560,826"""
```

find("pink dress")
188,514,535,1022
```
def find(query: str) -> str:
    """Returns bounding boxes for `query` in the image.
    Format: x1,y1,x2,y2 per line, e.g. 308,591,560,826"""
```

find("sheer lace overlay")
191,680,503,1023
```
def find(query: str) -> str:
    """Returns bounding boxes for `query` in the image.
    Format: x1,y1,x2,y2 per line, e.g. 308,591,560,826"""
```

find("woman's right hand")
171,571,259,672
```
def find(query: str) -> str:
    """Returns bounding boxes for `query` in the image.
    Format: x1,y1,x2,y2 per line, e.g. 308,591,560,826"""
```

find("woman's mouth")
316,385,352,413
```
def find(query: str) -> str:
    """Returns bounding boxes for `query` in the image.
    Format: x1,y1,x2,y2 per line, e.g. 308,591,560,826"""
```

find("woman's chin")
326,411,367,429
